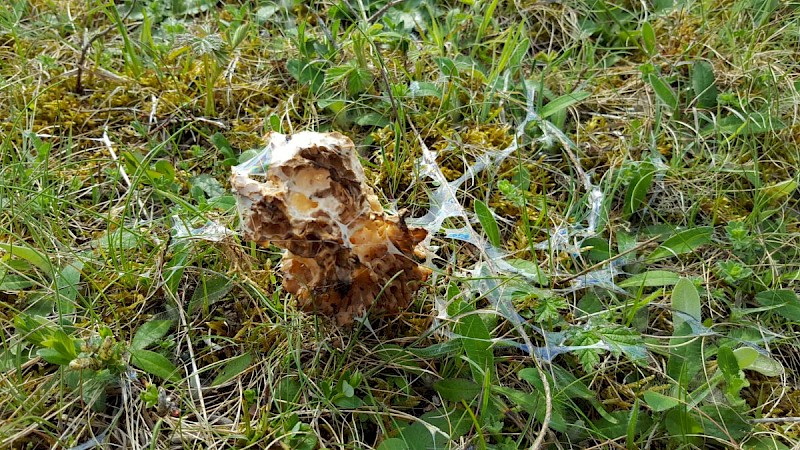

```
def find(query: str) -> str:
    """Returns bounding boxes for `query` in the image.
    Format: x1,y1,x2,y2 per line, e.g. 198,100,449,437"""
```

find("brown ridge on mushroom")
231,131,430,325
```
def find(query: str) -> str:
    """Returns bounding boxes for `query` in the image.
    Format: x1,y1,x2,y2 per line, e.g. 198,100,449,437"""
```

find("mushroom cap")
232,131,430,324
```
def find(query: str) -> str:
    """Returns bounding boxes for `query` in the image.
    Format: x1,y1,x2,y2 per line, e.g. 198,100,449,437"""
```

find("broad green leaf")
131,349,179,382
154,160,176,182
642,223,679,237
0,272,34,290
14,314,51,346
743,436,792,450
582,237,611,262
347,67,372,95
268,113,281,132
275,377,301,406
0,242,53,277
665,408,703,446
407,81,441,98
317,97,345,112
732,347,758,368
616,230,637,256
540,91,590,119
376,438,409,450
619,270,680,288
755,289,800,321
646,227,712,263
191,174,226,200
474,200,501,247
718,346,748,405
355,112,389,128
229,23,249,49
623,161,655,218
698,405,751,441
517,367,548,392
761,179,797,204
733,347,784,377
643,390,679,411
211,352,252,386
324,65,350,85
210,132,234,159
647,74,678,110
597,325,647,361
341,380,354,398
239,149,259,164
506,259,548,285
533,295,568,323
420,407,473,445
394,407,473,450
517,368,550,394
333,394,363,409
705,112,787,137
667,287,704,384
593,408,654,442
524,365,589,399
456,313,493,383
641,22,656,56
131,320,172,351
286,60,325,94
520,366,619,424
626,398,640,448
163,242,190,298
572,300,598,322
37,347,74,366
89,229,143,251
79,368,114,412
493,385,568,432
571,331,603,372
717,346,740,378
671,278,701,331
40,329,78,363
511,166,531,190
55,261,82,315
434,57,458,77
189,275,234,314
433,378,481,402
208,194,235,211
692,61,718,108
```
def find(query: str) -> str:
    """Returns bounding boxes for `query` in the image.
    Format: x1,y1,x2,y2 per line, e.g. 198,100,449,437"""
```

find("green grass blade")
474,200,501,247
540,91,591,120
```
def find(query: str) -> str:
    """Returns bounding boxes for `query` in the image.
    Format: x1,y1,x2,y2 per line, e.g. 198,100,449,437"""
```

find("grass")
1,0,799,448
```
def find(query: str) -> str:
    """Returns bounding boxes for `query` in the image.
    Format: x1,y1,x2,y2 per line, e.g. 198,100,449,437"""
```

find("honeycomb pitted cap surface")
231,131,430,325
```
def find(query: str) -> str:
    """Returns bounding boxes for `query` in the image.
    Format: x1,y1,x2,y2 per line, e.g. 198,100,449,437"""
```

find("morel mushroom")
231,131,430,325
